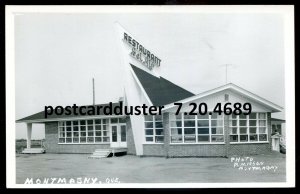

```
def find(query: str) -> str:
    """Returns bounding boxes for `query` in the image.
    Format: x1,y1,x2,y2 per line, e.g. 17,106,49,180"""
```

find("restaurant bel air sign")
123,32,161,70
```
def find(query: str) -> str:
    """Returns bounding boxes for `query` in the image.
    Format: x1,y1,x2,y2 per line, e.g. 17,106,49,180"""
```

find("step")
92,152,111,156
94,150,111,153
92,151,109,154
91,153,109,156
88,149,112,159
89,153,110,158
95,149,111,152
22,148,45,154
88,155,107,159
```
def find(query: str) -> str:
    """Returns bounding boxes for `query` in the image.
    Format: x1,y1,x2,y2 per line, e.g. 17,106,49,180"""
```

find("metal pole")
93,78,95,105
226,64,228,84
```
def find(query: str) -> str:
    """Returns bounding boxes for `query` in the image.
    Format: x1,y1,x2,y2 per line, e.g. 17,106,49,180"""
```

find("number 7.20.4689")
173,102,252,115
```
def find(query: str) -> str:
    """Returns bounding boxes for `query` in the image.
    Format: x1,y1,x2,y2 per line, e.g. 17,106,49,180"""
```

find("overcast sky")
15,11,285,139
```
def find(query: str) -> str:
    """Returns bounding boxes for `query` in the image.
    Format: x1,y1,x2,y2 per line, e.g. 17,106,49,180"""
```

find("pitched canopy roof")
16,102,122,123
130,64,195,106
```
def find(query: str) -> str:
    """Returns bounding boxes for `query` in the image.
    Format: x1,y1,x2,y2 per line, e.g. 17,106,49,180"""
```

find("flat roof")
271,118,286,122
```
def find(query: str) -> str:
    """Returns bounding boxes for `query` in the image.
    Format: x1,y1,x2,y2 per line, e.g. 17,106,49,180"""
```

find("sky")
14,10,285,139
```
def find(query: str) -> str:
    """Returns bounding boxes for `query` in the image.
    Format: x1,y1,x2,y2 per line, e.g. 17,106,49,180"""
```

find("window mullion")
64,122,66,142
256,113,259,142
78,121,80,143
266,113,268,141
209,114,211,143
71,121,73,143
99,119,103,142
153,116,155,143
237,116,240,143
222,114,224,141
102,120,105,143
247,115,250,143
85,121,87,143
101,121,103,142
93,120,95,143
181,113,184,143
196,114,198,143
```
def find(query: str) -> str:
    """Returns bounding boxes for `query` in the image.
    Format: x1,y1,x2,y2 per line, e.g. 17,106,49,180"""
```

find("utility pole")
92,78,95,105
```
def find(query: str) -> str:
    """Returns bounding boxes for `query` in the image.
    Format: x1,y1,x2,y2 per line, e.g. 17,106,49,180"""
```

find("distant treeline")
16,139,45,142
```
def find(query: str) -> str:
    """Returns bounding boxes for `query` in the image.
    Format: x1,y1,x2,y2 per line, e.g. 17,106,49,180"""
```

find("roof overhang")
16,115,127,124
163,83,283,113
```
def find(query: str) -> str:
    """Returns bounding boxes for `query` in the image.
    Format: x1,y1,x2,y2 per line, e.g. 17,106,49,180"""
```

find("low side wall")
168,144,226,157
142,143,270,157
228,143,271,156
143,144,165,156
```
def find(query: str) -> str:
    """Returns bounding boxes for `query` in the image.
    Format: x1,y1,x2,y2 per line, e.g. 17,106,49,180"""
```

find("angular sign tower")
114,22,162,155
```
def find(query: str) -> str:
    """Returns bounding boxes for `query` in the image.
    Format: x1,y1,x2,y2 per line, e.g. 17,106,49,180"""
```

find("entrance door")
110,124,127,148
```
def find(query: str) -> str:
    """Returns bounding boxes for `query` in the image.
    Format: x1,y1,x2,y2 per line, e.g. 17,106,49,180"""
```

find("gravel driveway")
16,152,286,184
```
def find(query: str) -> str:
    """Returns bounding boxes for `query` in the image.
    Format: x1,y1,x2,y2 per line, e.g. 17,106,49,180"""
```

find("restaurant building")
16,24,283,157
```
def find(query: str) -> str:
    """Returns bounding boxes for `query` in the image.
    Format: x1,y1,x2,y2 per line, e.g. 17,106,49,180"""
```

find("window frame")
144,115,164,144
169,113,225,144
57,118,119,144
229,112,269,144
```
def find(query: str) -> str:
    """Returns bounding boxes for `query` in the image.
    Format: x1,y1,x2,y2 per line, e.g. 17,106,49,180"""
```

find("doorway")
110,124,127,148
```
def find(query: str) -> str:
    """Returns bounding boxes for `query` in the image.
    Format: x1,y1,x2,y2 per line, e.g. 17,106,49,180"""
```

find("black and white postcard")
5,5,295,188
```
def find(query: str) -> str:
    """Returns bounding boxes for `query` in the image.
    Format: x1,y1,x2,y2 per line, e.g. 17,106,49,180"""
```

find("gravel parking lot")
16,152,286,184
